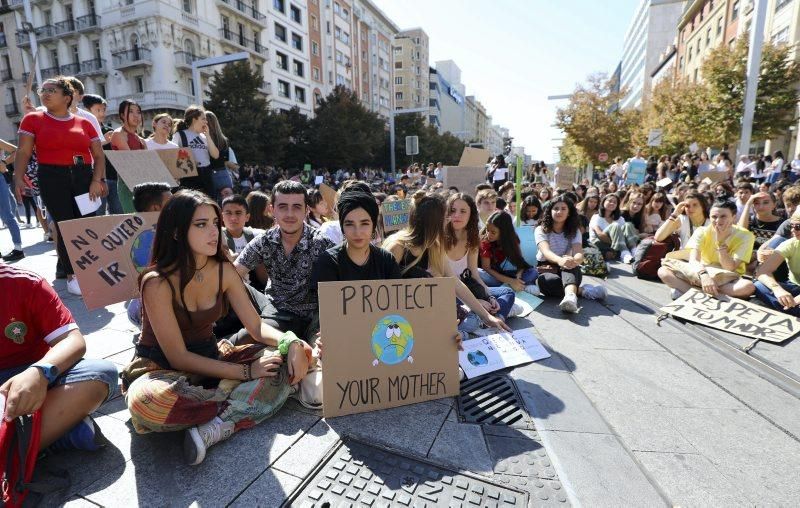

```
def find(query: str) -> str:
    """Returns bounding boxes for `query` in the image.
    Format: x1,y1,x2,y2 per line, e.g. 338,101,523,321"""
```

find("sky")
371,0,639,162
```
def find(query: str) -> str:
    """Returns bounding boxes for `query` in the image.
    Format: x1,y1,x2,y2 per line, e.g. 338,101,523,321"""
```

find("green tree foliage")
204,61,288,165
638,77,711,154
280,106,311,169
392,113,467,168
554,73,641,166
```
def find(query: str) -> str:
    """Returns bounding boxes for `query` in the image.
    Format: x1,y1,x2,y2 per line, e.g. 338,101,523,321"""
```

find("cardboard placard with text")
59,212,160,310
660,289,800,343
442,166,486,196
625,160,647,185
459,327,551,379
320,183,338,217
699,170,729,184
155,148,198,179
318,277,459,418
459,147,491,167
104,150,178,189
555,165,576,189
381,199,411,232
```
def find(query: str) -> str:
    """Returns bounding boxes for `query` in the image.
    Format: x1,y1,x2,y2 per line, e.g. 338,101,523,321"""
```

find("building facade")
675,0,735,83
392,27,428,111
434,59,467,140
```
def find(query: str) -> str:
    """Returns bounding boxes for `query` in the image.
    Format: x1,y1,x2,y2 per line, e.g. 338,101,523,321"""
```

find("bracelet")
242,362,252,381
278,331,303,356
669,215,679,221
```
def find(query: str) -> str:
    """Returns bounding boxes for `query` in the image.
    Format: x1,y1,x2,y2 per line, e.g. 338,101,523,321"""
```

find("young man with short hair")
221,194,264,258
234,181,333,341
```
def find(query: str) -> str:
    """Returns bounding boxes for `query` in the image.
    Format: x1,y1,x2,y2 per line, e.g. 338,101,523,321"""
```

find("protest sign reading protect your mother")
318,278,459,418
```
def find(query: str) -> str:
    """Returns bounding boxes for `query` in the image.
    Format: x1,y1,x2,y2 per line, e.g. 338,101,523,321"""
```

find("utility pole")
738,0,767,158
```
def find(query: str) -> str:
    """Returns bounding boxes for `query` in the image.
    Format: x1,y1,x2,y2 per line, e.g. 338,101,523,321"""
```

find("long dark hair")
139,190,228,315
684,191,710,220
485,211,531,270
541,195,579,238
245,190,273,229
176,105,205,132
445,192,480,251
119,99,142,132
599,194,621,221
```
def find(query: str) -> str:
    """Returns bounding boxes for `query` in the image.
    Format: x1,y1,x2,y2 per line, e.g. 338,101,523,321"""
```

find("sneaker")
46,416,107,453
66,277,82,296
558,293,579,313
581,284,607,300
184,417,235,466
1,249,24,262
622,250,634,264
507,303,524,317
670,288,685,300
524,284,541,296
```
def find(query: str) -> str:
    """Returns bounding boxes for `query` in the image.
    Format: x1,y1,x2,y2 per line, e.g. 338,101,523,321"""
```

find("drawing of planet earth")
130,228,155,273
371,315,414,365
467,350,489,366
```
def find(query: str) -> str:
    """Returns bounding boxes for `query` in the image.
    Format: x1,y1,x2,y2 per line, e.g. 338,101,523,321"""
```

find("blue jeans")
479,267,538,287
754,280,800,317
0,358,119,402
98,178,123,215
0,176,21,248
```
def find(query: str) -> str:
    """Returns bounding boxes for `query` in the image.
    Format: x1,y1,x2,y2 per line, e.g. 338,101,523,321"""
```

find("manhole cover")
282,437,528,507
457,374,534,428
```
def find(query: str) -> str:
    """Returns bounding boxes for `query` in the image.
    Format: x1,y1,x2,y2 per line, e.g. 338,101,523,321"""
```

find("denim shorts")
0,358,119,402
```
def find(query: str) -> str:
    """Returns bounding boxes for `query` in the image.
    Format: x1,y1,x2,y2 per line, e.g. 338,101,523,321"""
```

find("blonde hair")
382,191,447,276
150,113,173,138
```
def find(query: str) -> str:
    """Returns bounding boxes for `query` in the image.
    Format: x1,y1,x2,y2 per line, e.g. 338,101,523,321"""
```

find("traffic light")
503,137,513,156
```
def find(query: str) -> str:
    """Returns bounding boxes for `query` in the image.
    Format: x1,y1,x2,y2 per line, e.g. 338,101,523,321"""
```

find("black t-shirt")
750,217,784,247
313,243,403,283
622,210,643,232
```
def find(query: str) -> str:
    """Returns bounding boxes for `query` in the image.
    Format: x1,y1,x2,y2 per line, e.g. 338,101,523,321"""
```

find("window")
98,82,106,98
275,23,287,42
395,92,403,101
310,14,318,31
776,0,791,11
693,68,698,82
688,45,693,62
278,79,290,97
182,0,193,13
293,59,304,76
717,17,722,36
394,61,402,69
274,0,285,13
71,45,79,63
50,49,59,69
335,50,343,63
731,0,739,20
395,76,402,85
312,41,319,56
679,56,684,69
706,28,711,46
290,5,301,23
313,66,320,80
291,33,302,50
135,76,144,93
276,51,288,70
336,73,346,86
295,86,305,103
93,40,101,61
772,26,790,45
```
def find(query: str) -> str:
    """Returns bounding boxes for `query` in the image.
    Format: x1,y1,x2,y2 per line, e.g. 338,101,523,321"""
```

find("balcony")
258,81,271,95
174,51,199,68
217,0,267,25
78,58,106,76
181,11,199,26
54,18,76,36
112,48,152,69
15,24,55,46
0,33,6,49
2,0,24,9
107,91,195,113
5,103,20,117
59,62,80,75
0,68,11,81
218,28,268,57
76,14,101,32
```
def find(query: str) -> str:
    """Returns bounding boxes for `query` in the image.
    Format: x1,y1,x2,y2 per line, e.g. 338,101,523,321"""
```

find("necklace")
194,259,210,282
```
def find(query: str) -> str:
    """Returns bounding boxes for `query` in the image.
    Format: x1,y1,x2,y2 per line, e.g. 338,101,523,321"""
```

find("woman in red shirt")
13,77,106,296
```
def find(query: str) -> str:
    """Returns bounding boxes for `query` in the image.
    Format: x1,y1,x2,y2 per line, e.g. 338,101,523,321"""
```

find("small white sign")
459,327,551,379
315,175,324,185
689,142,699,153
74,192,102,216
647,129,663,147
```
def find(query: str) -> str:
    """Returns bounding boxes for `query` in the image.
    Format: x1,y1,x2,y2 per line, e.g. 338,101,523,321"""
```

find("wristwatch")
30,363,60,383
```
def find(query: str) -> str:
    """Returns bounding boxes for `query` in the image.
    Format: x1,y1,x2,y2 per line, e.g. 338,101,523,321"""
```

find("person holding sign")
122,190,311,465
755,208,800,316
172,106,219,198
658,200,756,300
13,77,107,296
383,192,511,333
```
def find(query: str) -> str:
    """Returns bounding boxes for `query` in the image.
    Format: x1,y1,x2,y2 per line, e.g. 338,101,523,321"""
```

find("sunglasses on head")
790,223,800,231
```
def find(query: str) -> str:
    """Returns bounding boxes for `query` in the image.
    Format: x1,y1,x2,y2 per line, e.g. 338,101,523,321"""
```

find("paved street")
4,223,800,507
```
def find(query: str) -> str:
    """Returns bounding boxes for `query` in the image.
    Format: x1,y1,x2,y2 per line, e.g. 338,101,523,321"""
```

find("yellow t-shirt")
687,225,754,275
776,238,800,286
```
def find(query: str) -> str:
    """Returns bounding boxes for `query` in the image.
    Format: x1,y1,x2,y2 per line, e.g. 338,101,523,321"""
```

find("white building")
433,59,467,140
619,0,685,109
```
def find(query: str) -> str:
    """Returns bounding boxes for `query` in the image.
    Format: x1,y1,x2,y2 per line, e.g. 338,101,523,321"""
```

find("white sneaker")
524,284,541,296
558,292,579,313
507,303,524,317
670,288,685,300
622,250,634,264
184,417,235,465
581,284,607,300
66,277,82,296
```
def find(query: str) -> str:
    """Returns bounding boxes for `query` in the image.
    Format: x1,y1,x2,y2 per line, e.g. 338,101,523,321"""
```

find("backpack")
0,412,42,508
581,246,608,278
632,234,679,280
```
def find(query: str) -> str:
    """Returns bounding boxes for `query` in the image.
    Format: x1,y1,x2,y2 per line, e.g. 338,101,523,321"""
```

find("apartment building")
268,0,313,115
434,59,467,140
351,0,397,118
675,0,733,82
392,27,428,111
465,95,488,146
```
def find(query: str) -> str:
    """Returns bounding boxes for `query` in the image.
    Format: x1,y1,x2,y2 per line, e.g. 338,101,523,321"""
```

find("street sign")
598,153,608,163
405,136,419,156
647,129,663,147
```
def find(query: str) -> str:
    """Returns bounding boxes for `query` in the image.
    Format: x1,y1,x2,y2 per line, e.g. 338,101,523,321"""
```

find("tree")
204,61,288,165
637,77,712,155
391,113,465,169
280,106,311,169
306,86,385,169
554,73,641,166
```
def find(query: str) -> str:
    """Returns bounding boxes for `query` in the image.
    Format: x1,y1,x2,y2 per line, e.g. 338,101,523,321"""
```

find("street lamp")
191,51,249,105
389,106,428,174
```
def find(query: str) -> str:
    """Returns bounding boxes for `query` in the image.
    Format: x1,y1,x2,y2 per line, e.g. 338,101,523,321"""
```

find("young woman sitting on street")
519,195,542,226
620,190,649,243
122,190,311,466
535,196,607,313
653,191,710,249
643,192,670,235
589,193,638,262
754,207,800,316
658,200,756,300
475,189,498,229
479,211,541,295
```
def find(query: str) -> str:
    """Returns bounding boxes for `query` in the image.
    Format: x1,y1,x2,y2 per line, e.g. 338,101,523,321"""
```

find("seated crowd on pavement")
2,75,800,468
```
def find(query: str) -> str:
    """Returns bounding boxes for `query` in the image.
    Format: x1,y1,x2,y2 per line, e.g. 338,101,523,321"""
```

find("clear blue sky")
372,0,639,162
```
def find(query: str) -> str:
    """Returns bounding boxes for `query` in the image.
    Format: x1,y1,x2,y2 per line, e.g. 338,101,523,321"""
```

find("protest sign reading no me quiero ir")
318,277,459,418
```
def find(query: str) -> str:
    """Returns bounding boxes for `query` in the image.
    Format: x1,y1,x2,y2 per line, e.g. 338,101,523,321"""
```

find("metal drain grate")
282,437,529,507
457,374,534,428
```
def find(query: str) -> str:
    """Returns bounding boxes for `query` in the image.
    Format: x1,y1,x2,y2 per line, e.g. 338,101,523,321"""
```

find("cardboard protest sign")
459,327,551,379
155,148,197,179
105,150,177,189
699,171,728,184
660,289,800,343
442,166,486,195
318,278,459,418
382,199,411,232
459,147,491,167
319,183,338,215
59,212,159,310
625,159,647,185
315,175,324,185
555,165,576,189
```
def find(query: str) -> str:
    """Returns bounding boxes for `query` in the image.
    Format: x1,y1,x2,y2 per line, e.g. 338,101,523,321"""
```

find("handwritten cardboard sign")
155,148,197,179
320,183,338,217
660,289,800,343
555,165,576,190
699,170,729,184
459,147,491,167
459,327,551,379
105,150,178,189
625,159,647,185
318,277,459,418
381,199,411,232
442,166,486,195
60,212,159,310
